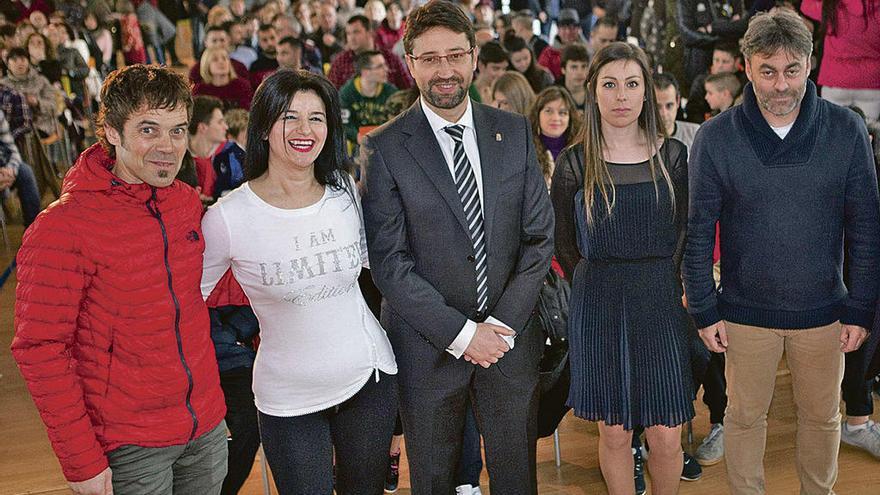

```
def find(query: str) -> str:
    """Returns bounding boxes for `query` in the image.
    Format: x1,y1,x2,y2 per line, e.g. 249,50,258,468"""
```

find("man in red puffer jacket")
12,65,227,495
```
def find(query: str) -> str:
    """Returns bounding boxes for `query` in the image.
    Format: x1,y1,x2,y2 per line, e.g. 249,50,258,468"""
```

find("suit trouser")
724,321,844,495
398,329,541,495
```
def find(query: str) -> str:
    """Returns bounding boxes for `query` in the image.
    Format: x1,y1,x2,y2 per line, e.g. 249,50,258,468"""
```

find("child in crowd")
705,72,741,115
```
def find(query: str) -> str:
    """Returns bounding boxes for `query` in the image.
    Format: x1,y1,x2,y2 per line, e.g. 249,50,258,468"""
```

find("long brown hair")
579,42,671,224
528,86,583,181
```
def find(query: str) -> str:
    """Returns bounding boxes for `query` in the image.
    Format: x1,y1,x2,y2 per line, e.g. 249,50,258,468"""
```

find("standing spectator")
188,95,228,200
117,0,148,65
192,0,218,59
1,48,62,140
361,2,554,491
311,2,345,64
677,0,745,86
12,64,228,495
801,0,880,122
491,70,536,114
503,33,554,94
134,0,177,65
339,50,397,156
557,43,589,112
512,11,550,62
538,8,590,79
201,69,398,495
82,11,115,76
653,72,701,149
45,21,89,101
528,86,583,188
683,11,880,494
157,0,185,65
550,41,692,495
194,47,254,111
328,15,412,89
474,40,509,106
0,109,41,227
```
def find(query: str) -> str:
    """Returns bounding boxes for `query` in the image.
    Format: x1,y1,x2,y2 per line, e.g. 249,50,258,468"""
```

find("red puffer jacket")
12,144,226,482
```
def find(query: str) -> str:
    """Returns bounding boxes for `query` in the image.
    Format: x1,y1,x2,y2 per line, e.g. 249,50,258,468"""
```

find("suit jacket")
362,100,554,387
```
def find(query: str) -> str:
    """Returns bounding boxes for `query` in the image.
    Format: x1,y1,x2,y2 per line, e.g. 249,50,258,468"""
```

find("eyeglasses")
407,48,474,68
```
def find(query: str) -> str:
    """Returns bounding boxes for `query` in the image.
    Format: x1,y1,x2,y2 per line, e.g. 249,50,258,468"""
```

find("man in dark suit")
361,2,554,493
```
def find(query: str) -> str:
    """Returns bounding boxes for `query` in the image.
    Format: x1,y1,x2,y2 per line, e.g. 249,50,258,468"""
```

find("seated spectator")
292,1,315,35
28,9,48,31
557,43,588,113
189,25,250,84
188,95,228,201
276,36,321,75
212,108,248,200
0,108,40,227
311,2,345,64
328,14,411,89
375,1,405,52
194,47,254,110
250,24,280,77
474,41,509,106
474,23,496,47
207,4,234,28
704,72,741,115
0,83,34,142
340,50,397,156
528,86,583,187
10,0,52,24
271,12,300,41
363,0,386,30
1,47,62,139
502,32,554,94
229,19,258,69
491,70,536,115
14,21,36,47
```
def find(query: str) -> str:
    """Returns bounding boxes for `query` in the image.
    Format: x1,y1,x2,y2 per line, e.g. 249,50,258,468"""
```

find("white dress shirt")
420,98,516,358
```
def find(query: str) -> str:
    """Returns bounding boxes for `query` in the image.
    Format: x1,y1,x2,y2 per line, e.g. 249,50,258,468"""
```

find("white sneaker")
841,420,880,458
455,485,474,495
695,423,725,466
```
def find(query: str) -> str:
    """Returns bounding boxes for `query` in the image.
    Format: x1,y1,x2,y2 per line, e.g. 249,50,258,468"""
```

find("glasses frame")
407,47,475,67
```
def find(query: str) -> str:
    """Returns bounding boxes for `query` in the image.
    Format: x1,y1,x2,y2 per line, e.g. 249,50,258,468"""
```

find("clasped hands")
463,323,514,368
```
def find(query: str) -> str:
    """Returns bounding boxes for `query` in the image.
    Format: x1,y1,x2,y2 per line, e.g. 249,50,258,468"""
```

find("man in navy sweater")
683,10,880,495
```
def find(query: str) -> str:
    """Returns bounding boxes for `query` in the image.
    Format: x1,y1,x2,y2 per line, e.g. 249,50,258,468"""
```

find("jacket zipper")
146,187,199,440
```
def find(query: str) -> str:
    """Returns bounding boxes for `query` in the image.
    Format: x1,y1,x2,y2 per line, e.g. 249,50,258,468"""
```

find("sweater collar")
739,79,820,166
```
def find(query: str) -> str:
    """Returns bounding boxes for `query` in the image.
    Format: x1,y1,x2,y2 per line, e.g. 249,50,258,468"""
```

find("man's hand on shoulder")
840,324,868,353
69,466,113,495
463,323,514,368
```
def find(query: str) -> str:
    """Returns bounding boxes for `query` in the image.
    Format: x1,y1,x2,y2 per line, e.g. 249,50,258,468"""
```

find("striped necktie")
444,124,488,313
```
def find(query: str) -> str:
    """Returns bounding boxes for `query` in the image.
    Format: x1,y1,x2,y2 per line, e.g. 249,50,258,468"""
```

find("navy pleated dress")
550,139,695,430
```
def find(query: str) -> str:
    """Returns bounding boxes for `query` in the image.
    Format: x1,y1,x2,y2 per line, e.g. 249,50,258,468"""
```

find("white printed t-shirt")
201,180,397,417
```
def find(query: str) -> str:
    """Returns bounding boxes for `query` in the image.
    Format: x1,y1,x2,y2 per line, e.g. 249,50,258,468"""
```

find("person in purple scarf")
529,86,583,188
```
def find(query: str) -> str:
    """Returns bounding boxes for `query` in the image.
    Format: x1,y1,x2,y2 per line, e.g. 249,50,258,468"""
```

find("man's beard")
421,75,467,109
754,83,806,118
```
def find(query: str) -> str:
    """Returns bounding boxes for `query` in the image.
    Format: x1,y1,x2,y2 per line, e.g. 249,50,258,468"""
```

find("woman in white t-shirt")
201,69,398,494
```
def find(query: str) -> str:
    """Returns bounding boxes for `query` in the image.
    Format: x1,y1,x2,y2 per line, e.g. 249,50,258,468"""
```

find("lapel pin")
495,133,502,142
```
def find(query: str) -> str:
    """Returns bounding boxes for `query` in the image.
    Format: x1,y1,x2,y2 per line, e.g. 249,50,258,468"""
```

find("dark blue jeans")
456,400,483,487
7,162,40,227
258,372,398,494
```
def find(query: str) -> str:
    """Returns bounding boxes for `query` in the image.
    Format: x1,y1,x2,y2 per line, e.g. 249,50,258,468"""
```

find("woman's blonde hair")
491,71,535,115
200,46,237,85
579,42,672,224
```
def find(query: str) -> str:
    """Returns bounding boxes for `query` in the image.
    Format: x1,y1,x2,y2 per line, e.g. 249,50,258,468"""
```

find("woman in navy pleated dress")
550,42,693,495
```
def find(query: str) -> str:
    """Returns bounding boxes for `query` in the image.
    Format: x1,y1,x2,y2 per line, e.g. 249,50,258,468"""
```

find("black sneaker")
633,448,646,495
385,451,400,493
681,452,703,481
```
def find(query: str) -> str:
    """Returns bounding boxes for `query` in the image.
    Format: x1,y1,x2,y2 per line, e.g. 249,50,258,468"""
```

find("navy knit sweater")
683,80,880,330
